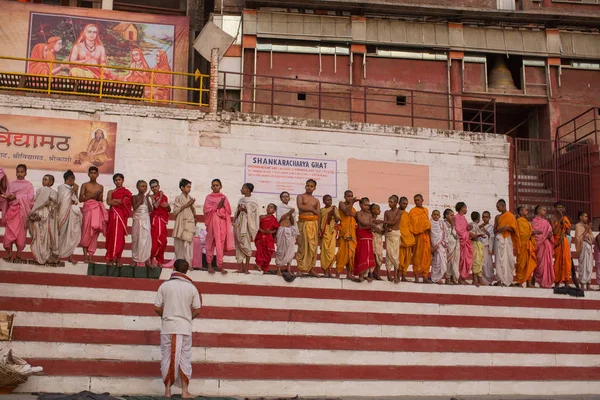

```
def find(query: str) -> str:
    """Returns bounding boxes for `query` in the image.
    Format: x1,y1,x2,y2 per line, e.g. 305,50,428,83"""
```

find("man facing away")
154,259,201,398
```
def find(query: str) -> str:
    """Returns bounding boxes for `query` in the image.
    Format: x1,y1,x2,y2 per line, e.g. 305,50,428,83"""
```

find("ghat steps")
1,260,600,397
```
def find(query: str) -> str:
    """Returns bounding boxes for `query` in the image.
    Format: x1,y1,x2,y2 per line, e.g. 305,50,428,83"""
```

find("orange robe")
398,211,415,275
516,217,537,284
28,37,60,76
553,216,572,284
336,207,356,273
409,206,431,277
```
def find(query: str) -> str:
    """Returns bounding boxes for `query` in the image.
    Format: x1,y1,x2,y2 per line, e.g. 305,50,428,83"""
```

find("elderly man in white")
154,259,202,398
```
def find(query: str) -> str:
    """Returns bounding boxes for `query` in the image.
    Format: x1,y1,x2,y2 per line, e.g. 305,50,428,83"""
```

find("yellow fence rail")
0,55,210,107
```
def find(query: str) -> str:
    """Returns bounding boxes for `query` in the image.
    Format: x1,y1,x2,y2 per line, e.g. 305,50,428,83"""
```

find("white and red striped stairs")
1,217,600,397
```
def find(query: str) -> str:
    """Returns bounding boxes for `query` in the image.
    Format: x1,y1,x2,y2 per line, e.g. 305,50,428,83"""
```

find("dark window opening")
297,92,306,101
396,95,406,106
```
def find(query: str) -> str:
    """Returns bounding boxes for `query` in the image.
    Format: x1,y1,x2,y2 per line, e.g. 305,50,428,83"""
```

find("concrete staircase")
514,173,555,214
1,208,599,397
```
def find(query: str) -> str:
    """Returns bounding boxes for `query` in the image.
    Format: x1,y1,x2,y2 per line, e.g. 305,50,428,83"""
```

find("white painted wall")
0,94,510,215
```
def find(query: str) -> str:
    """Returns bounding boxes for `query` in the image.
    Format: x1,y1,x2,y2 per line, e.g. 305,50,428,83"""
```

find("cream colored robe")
29,186,59,264
172,193,196,264
234,196,260,263
57,184,82,259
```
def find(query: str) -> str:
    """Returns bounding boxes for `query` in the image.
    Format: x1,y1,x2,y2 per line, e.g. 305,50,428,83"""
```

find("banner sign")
0,114,117,174
245,153,337,197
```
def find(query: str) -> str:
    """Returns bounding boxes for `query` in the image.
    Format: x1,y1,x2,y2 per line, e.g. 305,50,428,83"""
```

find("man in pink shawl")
455,202,473,285
532,205,555,288
2,164,34,262
78,166,108,263
202,179,234,274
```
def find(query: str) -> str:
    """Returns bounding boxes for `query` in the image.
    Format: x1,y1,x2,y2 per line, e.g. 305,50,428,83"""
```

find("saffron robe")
105,187,132,262
233,196,260,263
336,207,356,273
532,216,555,288
79,199,108,256
574,222,594,285
319,206,339,271
173,193,197,265
409,206,431,277
455,214,473,279
203,192,234,268
297,215,319,273
430,218,447,283
57,184,82,259
553,216,572,284
354,226,375,275
445,220,460,282
29,186,59,264
2,179,34,252
275,202,299,267
516,217,537,284
150,192,169,264
494,211,520,286
399,211,415,275
132,199,151,264
255,215,279,272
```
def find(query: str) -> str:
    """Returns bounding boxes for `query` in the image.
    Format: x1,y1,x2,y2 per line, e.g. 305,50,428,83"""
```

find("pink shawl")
532,216,555,288
203,192,234,252
455,213,473,279
4,179,34,227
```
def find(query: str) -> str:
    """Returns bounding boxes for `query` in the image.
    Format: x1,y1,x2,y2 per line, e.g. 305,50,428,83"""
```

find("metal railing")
0,55,210,107
556,107,599,154
219,71,497,133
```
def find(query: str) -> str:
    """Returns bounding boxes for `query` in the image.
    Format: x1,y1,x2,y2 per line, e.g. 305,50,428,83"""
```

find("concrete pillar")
209,48,219,114
101,0,113,10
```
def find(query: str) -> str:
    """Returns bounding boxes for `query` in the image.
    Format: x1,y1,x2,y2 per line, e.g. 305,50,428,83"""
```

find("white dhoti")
482,245,495,284
160,333,192,388
494,234,515,286
384,230,400,271
577,241,594,285
174,238,193,265
132,203,152,264
275,225,299,266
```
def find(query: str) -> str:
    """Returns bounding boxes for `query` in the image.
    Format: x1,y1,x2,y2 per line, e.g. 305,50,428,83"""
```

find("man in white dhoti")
574,211,594,290
132,180,152,266
154,259,201,398
493,199,519,287
57,170,82,264
233,183,260,273
444,209,460,284
29,175,59,265
480,211,495,285
172,179,196,265
275,191,299,275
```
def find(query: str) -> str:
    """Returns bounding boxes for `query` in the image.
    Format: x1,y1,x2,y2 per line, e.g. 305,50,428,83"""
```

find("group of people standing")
1,166,598,290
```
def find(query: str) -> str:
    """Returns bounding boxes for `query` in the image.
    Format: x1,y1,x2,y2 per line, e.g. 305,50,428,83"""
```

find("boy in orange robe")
516,206,537,287
409,194,432,283
552,202,572,287
398,196,415,282
336,190,358,279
